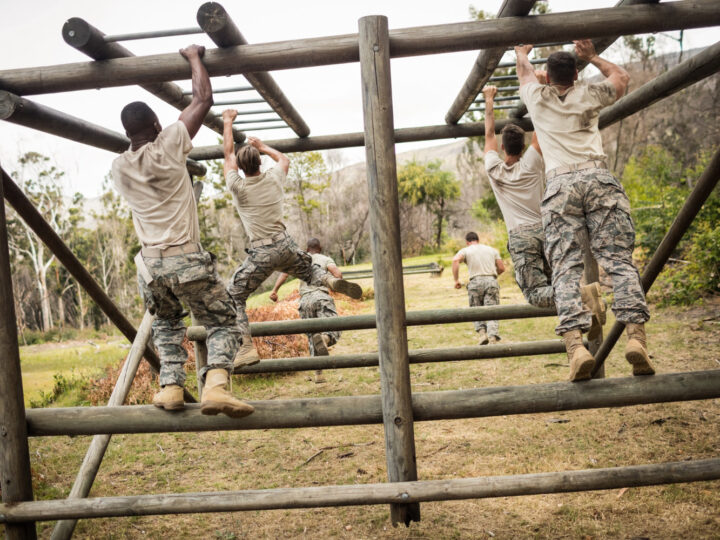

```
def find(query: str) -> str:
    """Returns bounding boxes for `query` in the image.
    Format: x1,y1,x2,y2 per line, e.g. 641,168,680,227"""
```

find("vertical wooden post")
358,15,420,526
0,175,37,539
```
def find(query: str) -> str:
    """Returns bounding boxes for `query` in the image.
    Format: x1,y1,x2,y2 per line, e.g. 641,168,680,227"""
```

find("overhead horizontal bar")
24,369,720,436
232,117,282,125
488,75,518,81
506,40,572,50
497,57,546,68
240,124,288,132
468,104,519,112
102,27,204,43
2,1,718,95
2,458,718,522
475,95,522,103
234,339,569,375
212,98,265,106
212,108,274,117
185,85,255,95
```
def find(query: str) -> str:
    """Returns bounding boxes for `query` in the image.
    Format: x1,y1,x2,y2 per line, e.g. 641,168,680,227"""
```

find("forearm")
452,260,460,282
515,53,538,86
189,57,212,106
272,273,289,293
484,99,497,153
222,119,235,161
589,55,624,80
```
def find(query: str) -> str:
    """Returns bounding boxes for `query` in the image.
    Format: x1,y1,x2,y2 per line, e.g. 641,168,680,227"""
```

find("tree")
287,151,330,239
397,159,461,249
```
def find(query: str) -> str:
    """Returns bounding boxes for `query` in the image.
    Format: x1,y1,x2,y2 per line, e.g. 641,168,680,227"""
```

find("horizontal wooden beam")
1,1,718,95
1,458,718,522
0,91,206,177
233,339,569,375
24,369,720,436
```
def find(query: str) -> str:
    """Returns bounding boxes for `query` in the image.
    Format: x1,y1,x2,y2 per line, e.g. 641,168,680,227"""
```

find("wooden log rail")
341,262,443,279
0,457,718,523
24,369,720,436
245,304,556,337
1,1,718,95
232,339,569,375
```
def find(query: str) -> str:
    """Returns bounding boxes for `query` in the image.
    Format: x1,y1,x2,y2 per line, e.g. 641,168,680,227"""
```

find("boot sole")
153,401,185,411
626,350,656,376
201,401,255,419
569,357,595,382
331,279,362,300
312,334,329,356
233,357,261,369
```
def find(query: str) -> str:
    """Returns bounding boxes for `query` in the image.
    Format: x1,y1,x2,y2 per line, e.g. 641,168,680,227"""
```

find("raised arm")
247,136,290,175
269,273,289,302
482,86,498,154
574,39,629,98
178,45,213,139
452,252,464,289
514,44,539,87
222,109,238,173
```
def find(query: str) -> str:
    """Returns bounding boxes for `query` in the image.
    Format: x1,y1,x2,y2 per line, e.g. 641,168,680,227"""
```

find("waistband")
469,274,497,280
141,242,201,258
250,230,289,249
509,221,543,234
546,160,607,180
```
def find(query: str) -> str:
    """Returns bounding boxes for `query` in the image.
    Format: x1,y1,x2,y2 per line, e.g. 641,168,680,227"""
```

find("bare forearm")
484,100,497,153
222,119,235,161
452,260,460,282
516,53,538,86
589,55,623,80
189,57,212,106
273,273,289,293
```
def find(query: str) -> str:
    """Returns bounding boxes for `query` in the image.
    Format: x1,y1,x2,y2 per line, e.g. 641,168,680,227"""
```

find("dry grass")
18,267,720,538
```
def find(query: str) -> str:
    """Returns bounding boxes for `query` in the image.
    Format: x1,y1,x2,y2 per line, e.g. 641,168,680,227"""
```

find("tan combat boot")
312,333,330,356
314,370,327,384
201,369,255,418
233,337,260,369
323,275,363,300
581,282,607,340
152,384,184,411
488,335,501,344
562,329,595,382
625,323,656,376
477,329,489,345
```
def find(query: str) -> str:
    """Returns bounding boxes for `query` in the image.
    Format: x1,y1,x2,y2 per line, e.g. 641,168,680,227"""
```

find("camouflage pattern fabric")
507,222,555,308
299,289,341,355
542,168,650,336
467,275,500,337
138,251,240,386
228,235,328,337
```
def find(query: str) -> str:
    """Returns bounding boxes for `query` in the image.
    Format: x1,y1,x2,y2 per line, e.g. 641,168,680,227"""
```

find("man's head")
501,124,526,157
307,237,322,254
546,51,578,87
120,101,160,140
236,144,262,176
465,231,479,245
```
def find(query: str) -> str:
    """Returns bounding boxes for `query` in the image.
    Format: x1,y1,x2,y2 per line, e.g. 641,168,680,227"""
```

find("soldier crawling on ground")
452,231,505,345
481,84,605,339
112,45,253,418
221,109,362,367
516,39,655,381
270,238,343,384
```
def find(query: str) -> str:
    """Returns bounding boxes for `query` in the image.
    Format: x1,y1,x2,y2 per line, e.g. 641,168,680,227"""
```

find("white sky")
1,0,715,197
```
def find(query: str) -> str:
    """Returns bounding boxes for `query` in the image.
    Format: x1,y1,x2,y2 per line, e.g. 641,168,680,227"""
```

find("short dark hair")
465,231,479,242
120,101,158,136
236,145,261,175
501,124,525,156
306,238,321,252
547,51,577,86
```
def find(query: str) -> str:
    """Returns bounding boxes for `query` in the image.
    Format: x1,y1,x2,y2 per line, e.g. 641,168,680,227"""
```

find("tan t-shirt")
299,253,335,296
457,243,501,279
111,122,200,250
484,146,545,232
519,80,617,173
226,166,286,243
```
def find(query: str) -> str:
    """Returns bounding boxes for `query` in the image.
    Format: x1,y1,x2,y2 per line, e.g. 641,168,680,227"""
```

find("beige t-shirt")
457,243,501,279
226,166,286,243
111,121,200,250
299,253,335,296
519,80,617,173
484,146,545,232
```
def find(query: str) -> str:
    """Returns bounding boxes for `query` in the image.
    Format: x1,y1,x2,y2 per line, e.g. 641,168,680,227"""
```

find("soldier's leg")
227,248,276,336
483,277,501,339
508,226,555,308
315,293,341,347
298,294,317,356
542,175,592,335
466,278,485,334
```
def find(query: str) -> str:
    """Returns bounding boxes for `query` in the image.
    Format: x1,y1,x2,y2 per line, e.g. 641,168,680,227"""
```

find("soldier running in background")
222,110,362,367
516,40,655,381
270,238,343,384
112,45,253,418
452,232,505,345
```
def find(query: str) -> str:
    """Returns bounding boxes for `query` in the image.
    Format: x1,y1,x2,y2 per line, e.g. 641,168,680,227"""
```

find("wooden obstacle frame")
1,2,720,538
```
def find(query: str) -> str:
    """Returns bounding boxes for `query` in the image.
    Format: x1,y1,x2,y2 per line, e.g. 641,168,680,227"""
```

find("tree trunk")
76,286,85,330
37,263,53,332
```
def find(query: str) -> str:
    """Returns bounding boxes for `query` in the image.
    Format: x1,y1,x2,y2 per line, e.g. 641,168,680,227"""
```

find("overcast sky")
1,1,715,197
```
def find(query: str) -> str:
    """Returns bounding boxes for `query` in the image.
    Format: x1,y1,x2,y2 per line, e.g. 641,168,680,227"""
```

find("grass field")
11,256,720,538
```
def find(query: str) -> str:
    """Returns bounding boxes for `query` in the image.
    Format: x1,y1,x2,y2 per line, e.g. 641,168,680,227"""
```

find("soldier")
112,45,253,417
516,40,655,381
452,232,505,344
482,84,605,330
221,110,362,366
269,238,343,384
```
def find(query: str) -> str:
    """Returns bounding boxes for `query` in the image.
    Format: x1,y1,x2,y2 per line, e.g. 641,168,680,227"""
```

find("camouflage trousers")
542,168,650,335
507,222,555,308
228,235,328,337
138,250,241,387
299,290,341,356
467,275,500,337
